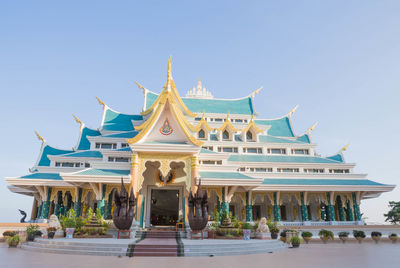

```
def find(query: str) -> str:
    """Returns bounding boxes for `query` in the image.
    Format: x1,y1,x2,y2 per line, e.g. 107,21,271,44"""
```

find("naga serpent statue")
112,178,136,230
188,181,208,231
18,209,27,223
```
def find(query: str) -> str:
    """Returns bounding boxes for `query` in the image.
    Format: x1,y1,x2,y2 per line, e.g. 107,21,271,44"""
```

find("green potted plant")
6,235,20,248
47,227,57,239
371,231,382,244
26,224,40,241
208,222,218,239
2,231,16,240
280,230,287,242
353,230,366,244
389,233,398,243
241,222,252,240
267,221,279,239
290,235,301,248
318,229,334,244
301,231,313,244
63,209,77,239
338,231,349,243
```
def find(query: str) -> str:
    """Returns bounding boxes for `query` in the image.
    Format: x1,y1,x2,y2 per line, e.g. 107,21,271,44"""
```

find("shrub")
26,224,40,235
353,230,366,238
318,229,334,239
6,235,20,247
225,234,233,238
63,209,77,228
47,227,57,232
241,222,252,230
301,231,313,238
290,236,301,244
2,231,16,237
389,233,398,237
338,231,349,237
268,221,279,234
371,231,382,237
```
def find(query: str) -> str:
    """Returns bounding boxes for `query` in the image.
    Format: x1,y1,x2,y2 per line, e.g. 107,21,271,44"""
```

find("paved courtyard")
1,241,399,268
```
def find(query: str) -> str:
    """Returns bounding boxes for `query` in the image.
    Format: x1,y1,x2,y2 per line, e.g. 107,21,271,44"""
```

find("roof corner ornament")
72,114,84,129
96,96,106,108
288,105,299,118
34,130,46,143
340,143,350,152
135,81,147,93
251,86,263,97
307,122,318,134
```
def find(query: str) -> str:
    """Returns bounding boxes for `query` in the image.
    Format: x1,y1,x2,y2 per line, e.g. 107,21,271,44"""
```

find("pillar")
65,192,73,213
97,184,106,218
336,195,345,221
273,192,281,221
320,203,326,221
221,186,229,219
216,196,223,221
300,192,309,221
31,197,38,220
245,191,253,222
346,200,354,221
326,192,335,221
41,187,52,219
74,188,83,217
131,153,139,194
37,201,43,219
352,192,361,221
140,195,145,228
106,191,113,219
190,155,199,193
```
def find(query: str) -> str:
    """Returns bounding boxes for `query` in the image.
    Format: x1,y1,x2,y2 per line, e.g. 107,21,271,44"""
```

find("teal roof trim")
255,117,294,137
199,171,255,180
145,91,254,115
228,154,340,164
200,148,217,154
77,127,101,150
327,154,344,163
20,173,62,180
262,178,385,186
75,168,130,176
103,131,139,138
296,134,311,143
61,151,103,158
102,109,143,131
114,147,132,151
259,135,303,144
38,145,74,166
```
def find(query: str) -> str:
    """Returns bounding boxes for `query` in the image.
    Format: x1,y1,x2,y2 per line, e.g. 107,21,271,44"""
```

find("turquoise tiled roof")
199,171,255,180
200,148,217,154
102,108,143,131
262,178,385,186
258,135,304,144
74,168,130,176
103,131,139,138
20,173,62,180
38,145,74,166
145,91,254,115
255,117,294,137
296,134,311,143
327,154,344,163
61,151,103,158
228,154,340,164
77,127,101,150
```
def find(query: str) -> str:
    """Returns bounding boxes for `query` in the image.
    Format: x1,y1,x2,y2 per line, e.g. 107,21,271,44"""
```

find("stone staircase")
21,238,132,256
130,230,181,257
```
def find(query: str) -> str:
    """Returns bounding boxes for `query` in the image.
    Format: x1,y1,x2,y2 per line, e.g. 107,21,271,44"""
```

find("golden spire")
167,56,172,90
341,143,350,152
72,114,84,128
307,122,318,133
96,96,105,107
34,130,45,143
288,105,299,117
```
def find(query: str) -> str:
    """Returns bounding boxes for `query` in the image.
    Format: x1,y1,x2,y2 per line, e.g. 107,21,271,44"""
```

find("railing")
280,221,362,226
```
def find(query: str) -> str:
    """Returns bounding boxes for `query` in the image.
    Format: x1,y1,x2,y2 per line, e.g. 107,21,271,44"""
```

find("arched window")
198,129,206,139
246,131,253,141
223,130,230,140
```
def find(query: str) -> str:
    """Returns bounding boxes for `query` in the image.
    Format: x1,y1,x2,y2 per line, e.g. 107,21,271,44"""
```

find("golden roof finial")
288,105,299,117
34,130,45,143
201,109,206,120
96,96,105,107
226,110,230,120
307,122,318,133
72,114,84,128
251,86,263,96
135,81,145,90
341,143,350,152
167,56,172,81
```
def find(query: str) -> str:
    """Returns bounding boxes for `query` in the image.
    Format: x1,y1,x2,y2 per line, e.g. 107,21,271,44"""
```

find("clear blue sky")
0,1,399,223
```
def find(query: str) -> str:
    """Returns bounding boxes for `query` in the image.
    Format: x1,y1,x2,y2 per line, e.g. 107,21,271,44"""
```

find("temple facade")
6,59,394,227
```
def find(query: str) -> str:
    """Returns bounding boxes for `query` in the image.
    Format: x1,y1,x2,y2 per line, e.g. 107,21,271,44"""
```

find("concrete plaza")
1,241,399,268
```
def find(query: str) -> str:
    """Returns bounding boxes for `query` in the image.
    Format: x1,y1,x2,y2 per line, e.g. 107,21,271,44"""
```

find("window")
84,163,90,168
243,147,262,154
291,149,309,155
108,157,130,162
223,130,230,140
239,167,246,172
55,162,80,168
215,118,223,122
329,169,350,174
304,168,324,173
202,146,213,151
201,160,222,165
198,129,206,139
235,119,243,123
246,131,253,141
245,167,273,172
194,117,201,121
277,168,299,173
95,143,117,149
218,147,238,153
267,148,286,154
121,143,129,148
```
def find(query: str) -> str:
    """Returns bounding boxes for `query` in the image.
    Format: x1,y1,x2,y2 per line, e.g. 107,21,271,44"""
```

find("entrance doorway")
150,189,179,226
